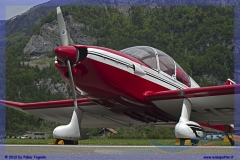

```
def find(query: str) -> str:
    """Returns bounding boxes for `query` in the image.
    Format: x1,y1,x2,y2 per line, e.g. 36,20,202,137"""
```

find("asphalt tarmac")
0,145,239,160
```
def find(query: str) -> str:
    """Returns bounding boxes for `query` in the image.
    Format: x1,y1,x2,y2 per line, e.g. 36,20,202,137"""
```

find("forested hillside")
6,6,234,136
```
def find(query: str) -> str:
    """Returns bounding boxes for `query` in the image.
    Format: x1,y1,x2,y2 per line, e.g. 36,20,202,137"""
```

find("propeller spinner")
55,46,79,65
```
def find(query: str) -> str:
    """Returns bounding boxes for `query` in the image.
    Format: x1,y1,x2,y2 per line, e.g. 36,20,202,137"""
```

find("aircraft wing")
3,85,239,130
3,98,144,128
145,84,240,125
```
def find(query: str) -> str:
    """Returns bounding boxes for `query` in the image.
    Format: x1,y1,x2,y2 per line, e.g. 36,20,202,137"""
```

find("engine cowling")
175,121,206,139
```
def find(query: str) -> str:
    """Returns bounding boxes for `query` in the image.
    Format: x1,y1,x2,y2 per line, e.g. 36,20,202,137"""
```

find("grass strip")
5,138,231,146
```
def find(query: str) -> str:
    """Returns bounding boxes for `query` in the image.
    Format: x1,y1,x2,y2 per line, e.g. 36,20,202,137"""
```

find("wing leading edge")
1,98,144,127
3,85,240,129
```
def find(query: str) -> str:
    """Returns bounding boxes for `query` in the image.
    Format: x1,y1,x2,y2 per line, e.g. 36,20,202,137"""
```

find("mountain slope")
27,6,234,84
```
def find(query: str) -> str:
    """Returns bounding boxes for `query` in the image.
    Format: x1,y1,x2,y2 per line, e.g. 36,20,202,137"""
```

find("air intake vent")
77,48,88,62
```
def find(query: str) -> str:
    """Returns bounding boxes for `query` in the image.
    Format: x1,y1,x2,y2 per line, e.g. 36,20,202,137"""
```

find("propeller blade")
56,7,69,46
66,59,77,108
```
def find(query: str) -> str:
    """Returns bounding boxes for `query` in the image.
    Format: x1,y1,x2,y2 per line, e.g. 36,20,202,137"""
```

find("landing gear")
53,107,89,141
51,139,78,145
225,132,234,146
52,8,89,143
175,139,200,146
174,99,205,146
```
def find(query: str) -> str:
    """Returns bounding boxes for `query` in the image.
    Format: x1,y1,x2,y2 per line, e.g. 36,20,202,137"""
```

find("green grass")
5,138,231,146
199,139,231,146
78,139,176,146
6,139,54,145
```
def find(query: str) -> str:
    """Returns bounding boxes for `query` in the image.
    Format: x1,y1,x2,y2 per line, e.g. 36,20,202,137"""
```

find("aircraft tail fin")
225,79,235,85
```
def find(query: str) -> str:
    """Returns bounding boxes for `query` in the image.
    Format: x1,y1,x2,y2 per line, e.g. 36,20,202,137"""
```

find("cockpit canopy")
120,46,191,87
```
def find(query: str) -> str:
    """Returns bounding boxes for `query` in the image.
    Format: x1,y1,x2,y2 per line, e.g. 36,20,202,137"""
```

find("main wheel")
51,139,78,145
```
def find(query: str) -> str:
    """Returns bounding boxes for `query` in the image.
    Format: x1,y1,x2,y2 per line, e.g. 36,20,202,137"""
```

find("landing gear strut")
225,132,234,146
53,107,89,142
175,99,205,146
52,7,89,144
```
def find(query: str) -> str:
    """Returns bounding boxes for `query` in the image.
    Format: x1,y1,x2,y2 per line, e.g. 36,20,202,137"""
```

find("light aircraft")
3,7,239,145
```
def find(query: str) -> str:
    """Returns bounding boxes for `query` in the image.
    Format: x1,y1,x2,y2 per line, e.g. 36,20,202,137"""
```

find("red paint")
145,84,240,101
55,63,70,86
53,45,169,102
2,98,95,110
199,123,234,132
126,73,168,101
56,57,169,102
55,46,77,64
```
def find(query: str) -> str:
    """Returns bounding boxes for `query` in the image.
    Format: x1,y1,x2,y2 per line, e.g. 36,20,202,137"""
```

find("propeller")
56,7,69,46
66,60,77,108
56,6,78,105
53,7,88,141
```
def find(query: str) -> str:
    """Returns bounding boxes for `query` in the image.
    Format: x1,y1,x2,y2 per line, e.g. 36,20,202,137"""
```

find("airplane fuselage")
55,45,199,123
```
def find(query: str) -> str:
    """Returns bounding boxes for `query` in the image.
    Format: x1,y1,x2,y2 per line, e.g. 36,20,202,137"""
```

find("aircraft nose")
55,46,78,64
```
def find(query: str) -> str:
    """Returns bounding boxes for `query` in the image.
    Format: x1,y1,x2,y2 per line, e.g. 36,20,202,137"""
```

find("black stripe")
192,129,201,138
89,51,183,90
187,124,205,131
187,124,205,130
146,72,183,89
89,51,133,68
190,127,205,132
187,124,202,128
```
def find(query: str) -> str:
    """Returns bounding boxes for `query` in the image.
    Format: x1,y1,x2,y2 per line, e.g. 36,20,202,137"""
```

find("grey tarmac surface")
1,145,239,160
2,145,236,154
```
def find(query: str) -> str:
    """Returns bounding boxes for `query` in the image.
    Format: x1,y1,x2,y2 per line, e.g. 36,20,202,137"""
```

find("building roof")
97,128,117,135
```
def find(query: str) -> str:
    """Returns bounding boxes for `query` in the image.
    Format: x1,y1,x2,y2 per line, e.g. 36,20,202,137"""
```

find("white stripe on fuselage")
87,48,189,90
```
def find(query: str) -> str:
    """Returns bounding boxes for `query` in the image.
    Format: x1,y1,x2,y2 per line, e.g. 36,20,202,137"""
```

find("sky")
0,0,50,20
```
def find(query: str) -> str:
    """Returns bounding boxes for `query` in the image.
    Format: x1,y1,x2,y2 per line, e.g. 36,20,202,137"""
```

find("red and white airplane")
3,7,239,145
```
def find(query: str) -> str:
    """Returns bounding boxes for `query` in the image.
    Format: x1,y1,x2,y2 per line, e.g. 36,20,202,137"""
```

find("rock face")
6,6,56,36
35,78,70,98
4,0,135,36
23,15,97,56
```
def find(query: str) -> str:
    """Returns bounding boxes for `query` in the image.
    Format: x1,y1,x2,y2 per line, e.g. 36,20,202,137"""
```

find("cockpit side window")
120,46,157,70
141,56,157,69
175,63,191,87
157,50,175,76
